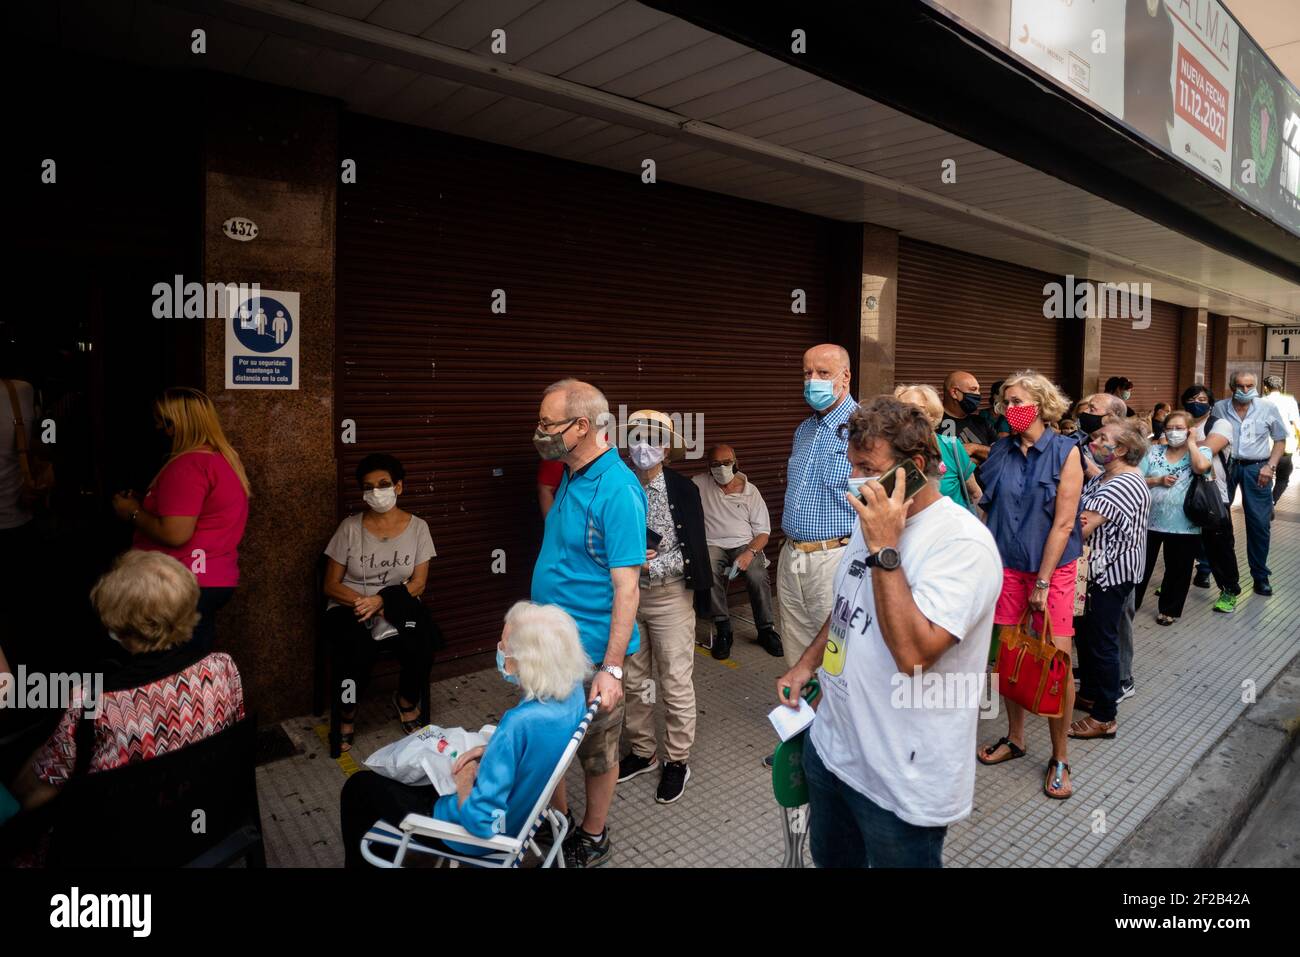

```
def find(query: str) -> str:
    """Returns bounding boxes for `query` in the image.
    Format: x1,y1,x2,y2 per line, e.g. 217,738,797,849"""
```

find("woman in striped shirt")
1071,422,1151,741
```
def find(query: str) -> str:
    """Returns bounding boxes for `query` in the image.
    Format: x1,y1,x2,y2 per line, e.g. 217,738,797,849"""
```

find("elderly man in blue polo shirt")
1213,371,1287,596
531,378,647,868
777,343,859,673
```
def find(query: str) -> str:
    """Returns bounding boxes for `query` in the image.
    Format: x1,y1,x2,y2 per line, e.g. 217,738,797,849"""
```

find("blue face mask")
804,378,837,411
1234,389,1257,402
496,648,518,685
846,475,875,498
1183,401,1210,419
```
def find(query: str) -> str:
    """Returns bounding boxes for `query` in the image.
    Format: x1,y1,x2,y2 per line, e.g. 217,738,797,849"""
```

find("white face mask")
1164,429,1188,447
710,465,735,484
629,443,666,471
364,486,398,513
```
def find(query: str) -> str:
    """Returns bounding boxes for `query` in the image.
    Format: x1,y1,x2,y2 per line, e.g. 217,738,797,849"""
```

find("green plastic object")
771,678,820,808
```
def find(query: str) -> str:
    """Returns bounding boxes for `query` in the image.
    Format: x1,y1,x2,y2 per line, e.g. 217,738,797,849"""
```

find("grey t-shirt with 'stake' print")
323,512,436,609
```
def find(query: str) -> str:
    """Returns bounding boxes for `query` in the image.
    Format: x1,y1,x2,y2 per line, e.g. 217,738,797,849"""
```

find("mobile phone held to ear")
870,460,928,502
646,527,663,550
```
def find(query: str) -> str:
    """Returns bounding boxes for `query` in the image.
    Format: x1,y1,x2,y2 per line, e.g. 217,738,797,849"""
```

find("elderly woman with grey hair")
1070,422,1151,744
7,551,246,838
340,600,591,867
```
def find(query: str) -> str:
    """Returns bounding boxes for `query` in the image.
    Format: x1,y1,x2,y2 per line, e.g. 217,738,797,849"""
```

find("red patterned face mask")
1005,403,1039,433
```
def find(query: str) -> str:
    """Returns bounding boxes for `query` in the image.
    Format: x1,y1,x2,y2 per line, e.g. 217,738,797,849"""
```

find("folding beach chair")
771,679,820,869
359,695,600,868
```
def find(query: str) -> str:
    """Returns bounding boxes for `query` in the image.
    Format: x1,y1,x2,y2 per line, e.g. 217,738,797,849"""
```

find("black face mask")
1184,401,1210,419
1077,411,1105,434
958,392,981,415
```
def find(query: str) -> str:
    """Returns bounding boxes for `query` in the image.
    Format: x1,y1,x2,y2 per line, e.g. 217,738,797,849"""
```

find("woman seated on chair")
323,452,439,752
339,601,589,867
5,551,245,856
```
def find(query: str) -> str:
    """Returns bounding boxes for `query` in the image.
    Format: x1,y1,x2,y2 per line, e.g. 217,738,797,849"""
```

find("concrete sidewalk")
255,484,1300,867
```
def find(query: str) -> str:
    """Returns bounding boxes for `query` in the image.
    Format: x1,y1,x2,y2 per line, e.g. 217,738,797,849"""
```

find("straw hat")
626,409,688,462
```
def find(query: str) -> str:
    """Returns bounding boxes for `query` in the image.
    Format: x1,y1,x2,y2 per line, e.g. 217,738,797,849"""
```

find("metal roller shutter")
1099,298,1182,414
896,238,1067,401
337,114,836,661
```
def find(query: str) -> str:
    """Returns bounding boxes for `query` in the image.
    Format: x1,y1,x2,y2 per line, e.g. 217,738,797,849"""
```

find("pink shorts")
994,562,1077,639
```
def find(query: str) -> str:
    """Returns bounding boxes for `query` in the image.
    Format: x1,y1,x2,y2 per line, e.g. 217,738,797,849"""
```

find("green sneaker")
1213,591,1238,613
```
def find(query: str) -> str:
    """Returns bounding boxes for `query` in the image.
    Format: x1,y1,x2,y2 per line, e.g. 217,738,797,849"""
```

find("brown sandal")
1044,759,1072,799
1068,715,1117,739
977,736,1026,766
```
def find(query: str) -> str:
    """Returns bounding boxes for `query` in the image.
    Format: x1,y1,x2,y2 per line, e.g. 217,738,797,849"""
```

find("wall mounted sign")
222,217,259,242
1266,326,1300,361
931,0,1297,236
225,288,300,389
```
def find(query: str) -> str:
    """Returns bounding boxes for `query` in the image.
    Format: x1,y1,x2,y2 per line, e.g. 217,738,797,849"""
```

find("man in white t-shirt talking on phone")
776,395,1001,867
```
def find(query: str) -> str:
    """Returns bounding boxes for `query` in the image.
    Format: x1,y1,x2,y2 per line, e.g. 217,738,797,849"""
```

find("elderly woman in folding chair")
340,601,590,868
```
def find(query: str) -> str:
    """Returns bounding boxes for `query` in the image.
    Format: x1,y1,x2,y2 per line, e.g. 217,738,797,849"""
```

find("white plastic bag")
363,723,496,796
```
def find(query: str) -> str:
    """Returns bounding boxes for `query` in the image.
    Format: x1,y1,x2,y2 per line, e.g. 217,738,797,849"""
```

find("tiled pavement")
258,483,1300,867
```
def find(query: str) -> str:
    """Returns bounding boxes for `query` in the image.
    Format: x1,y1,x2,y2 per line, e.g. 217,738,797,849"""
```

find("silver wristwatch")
599,664,624,681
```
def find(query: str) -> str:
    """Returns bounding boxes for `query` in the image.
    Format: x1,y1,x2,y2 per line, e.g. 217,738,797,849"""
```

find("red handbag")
995,610,1068,718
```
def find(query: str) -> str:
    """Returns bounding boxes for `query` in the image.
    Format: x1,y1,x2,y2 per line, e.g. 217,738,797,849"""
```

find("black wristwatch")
864,546,901,571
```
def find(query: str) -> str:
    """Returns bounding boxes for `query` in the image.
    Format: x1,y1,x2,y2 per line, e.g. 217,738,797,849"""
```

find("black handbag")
1183,471,1228,530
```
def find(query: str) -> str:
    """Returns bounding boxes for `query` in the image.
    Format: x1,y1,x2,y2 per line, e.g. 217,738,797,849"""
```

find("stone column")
855,224,899,398
1178,307,1207,387
1081,309,1103,397
1209,313,1230,398
201,75,338,723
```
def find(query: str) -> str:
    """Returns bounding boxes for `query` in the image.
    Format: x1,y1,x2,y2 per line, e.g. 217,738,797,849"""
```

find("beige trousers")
776,541,843,668
623,579,698,763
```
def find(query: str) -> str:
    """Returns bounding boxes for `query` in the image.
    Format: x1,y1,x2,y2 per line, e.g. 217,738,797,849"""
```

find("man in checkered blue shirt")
777,343,859,669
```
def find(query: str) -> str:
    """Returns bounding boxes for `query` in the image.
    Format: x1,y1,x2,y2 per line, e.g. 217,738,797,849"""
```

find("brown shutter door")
337,115,835,661
896,239,1066,399
1099,297,1182,414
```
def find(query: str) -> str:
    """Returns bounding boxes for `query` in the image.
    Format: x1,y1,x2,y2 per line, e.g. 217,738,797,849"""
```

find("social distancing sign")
225,288,300,390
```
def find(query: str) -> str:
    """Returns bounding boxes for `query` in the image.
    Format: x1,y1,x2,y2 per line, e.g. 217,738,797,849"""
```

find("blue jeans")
1226,461,1274,583
802,736,947,868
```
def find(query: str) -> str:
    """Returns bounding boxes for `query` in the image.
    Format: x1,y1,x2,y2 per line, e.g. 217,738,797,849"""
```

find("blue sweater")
432,684,586,856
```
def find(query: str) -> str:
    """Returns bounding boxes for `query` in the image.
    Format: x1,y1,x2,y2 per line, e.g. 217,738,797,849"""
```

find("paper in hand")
768,696,816,742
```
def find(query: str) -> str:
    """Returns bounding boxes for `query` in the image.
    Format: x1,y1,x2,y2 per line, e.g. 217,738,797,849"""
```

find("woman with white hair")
339,600,591,867
895,384,982,509
9,550,246,816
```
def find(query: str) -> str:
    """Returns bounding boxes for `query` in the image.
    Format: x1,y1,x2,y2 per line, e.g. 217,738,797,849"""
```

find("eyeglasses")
536,416,577,432
708,460,736,468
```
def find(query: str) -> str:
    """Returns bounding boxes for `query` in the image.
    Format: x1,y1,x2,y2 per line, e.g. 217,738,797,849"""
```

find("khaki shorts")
576,680,625,776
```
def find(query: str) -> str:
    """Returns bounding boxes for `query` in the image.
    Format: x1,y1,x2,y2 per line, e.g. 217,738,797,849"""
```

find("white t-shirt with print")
809,495,1002,828
324,512,436,610
1191,418,1234,503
